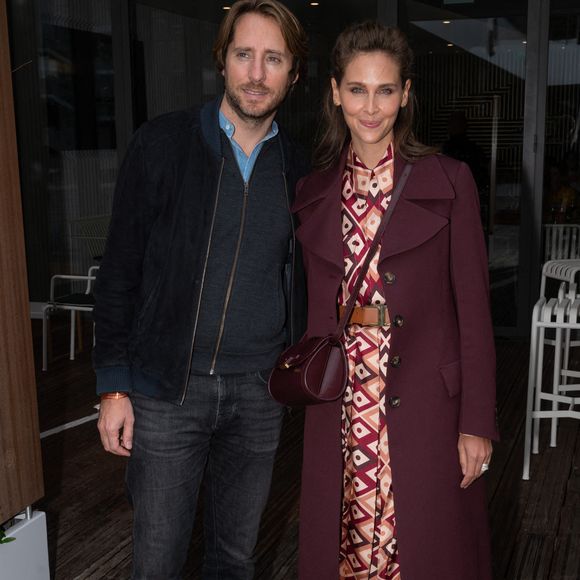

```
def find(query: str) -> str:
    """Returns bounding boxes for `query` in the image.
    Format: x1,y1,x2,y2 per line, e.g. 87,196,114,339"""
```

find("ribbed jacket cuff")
95,366,133,395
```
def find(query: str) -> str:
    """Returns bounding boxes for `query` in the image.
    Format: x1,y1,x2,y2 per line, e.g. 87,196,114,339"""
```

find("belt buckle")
373,304,387,327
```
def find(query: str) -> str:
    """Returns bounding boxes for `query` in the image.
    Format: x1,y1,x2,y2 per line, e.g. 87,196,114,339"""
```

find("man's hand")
457,433,492,489
98,397,134,457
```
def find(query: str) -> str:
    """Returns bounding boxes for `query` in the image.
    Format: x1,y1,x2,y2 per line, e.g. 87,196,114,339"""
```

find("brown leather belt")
339,304,391,327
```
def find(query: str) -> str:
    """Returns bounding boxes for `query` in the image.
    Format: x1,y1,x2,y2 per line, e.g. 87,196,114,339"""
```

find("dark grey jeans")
126,371,284,580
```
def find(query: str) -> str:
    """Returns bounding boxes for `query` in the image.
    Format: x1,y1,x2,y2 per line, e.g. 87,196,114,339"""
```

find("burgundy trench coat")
294,149,499,580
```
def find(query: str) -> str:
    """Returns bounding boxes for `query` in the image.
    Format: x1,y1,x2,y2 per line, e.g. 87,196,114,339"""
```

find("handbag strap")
335,162,413,338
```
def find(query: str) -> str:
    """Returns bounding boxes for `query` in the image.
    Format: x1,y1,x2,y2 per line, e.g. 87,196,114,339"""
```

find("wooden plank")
557,421,580,534
31,336,580,579
488,339,575,579
39,423,132,578
487,339,540,578
489,426,531,579
0,0,44,523
487,339,530,498
550,424,580,579
506,533,555,580
550,535,580,580
255,411,303,579
521,424,576,532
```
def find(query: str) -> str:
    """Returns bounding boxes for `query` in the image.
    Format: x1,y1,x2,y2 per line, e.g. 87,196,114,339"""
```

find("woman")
294,22,498,580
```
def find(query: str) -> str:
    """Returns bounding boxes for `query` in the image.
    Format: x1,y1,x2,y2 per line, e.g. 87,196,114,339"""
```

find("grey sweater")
189,132,292,375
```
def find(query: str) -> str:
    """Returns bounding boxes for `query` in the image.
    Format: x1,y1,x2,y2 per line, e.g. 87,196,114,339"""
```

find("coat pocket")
438,360,461,398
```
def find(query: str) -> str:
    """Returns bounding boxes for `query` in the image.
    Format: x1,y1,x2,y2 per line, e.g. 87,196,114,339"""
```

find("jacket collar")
294,149,454,269
200,96,223,159
199,95,292,177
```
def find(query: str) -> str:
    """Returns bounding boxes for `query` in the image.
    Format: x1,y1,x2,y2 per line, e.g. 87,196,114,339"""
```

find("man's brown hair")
213,0,308,79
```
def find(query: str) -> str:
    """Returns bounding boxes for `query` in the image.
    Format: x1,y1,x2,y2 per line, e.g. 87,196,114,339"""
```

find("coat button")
388,396,401,408
384,271,396,284
393,315,404,328
390,355,401,367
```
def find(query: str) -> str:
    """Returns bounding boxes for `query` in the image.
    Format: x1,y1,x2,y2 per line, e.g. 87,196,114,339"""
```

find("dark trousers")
126,371,284,580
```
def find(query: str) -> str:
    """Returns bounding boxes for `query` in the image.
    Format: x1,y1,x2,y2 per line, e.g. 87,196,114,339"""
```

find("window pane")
400,0,528,328
9,0,116,300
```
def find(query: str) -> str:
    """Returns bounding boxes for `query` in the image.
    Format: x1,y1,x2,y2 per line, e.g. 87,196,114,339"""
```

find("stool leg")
551,325,563,447
69,310,76,361
76,311,84,353
523,314,540,480
42,306,49,372
533,324,546,455
562,327,571,395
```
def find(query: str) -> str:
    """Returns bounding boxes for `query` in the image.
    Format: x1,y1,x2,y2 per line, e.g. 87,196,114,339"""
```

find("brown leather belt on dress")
338,304,391,327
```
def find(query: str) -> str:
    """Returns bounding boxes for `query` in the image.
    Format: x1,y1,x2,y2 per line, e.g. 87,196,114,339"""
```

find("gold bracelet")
100,391,129,400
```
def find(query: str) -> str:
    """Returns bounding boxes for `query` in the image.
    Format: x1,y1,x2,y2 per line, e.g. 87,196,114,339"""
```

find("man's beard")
224,81,291,125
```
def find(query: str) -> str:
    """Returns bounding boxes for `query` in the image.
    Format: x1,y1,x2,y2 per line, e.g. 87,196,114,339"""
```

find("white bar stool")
523,260,580,480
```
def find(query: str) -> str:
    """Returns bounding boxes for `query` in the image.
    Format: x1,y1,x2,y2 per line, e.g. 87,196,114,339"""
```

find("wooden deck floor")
33,318,580,579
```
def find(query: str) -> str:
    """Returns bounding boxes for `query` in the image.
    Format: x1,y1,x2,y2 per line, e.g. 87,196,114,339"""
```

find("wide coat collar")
294,149,455,271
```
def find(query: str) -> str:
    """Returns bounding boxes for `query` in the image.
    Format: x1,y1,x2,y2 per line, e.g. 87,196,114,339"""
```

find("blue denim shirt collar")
219,110,279,183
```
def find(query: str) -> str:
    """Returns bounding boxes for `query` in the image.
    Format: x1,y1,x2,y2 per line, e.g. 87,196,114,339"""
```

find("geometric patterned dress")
338,143,402,580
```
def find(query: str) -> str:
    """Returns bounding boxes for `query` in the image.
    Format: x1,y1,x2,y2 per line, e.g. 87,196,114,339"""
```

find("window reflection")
542,12,580,228
42,25,115,150
400,0,528,327
10,0,116,300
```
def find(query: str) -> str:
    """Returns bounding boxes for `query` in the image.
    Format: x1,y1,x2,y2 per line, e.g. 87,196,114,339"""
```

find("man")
93,1,308,577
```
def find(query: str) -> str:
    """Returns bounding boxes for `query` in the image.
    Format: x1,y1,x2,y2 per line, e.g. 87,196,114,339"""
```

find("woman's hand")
457,434,492,489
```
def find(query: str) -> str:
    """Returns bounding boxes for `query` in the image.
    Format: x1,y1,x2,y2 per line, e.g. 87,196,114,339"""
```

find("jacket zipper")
209,179,250,374
179,157,225,405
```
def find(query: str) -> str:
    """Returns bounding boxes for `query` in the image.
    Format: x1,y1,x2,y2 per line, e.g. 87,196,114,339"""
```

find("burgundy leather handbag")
268,163,413,406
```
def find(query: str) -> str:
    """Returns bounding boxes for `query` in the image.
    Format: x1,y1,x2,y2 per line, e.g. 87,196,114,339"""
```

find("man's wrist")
100,391,129,400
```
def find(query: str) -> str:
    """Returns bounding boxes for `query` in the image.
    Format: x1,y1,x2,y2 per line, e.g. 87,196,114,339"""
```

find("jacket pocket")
438,360,461,398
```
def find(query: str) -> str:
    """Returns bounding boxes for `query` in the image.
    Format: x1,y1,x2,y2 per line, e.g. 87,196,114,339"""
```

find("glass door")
399,0,529,332
8,0,117,300
540,0,580,259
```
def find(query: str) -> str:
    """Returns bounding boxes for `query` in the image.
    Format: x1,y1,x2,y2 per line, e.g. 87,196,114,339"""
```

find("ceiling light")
447,43,454,47
310,2,320,5
443,20,451,24
222,5,231,9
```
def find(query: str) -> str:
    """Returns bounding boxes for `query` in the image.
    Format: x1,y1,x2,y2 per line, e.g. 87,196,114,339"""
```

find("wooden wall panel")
0,0,44,523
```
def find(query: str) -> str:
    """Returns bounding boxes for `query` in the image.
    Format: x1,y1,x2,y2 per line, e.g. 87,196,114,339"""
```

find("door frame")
509,0,550,337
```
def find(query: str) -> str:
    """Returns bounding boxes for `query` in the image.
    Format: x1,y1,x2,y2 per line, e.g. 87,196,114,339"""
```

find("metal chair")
42,266,99,371
523,259,580,479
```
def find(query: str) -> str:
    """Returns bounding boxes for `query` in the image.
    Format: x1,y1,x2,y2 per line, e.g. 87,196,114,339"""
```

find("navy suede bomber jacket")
92,97,308,404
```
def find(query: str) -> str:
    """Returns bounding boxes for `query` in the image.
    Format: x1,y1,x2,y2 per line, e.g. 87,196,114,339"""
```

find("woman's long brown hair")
314,21,437,170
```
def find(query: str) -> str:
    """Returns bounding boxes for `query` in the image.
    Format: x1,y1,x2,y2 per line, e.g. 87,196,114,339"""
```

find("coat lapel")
379,154,454,262
294,150,347,273
379,197,449,261
295,151,456,268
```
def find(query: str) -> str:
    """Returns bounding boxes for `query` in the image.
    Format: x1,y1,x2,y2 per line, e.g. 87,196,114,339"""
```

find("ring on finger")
480,463,490,473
